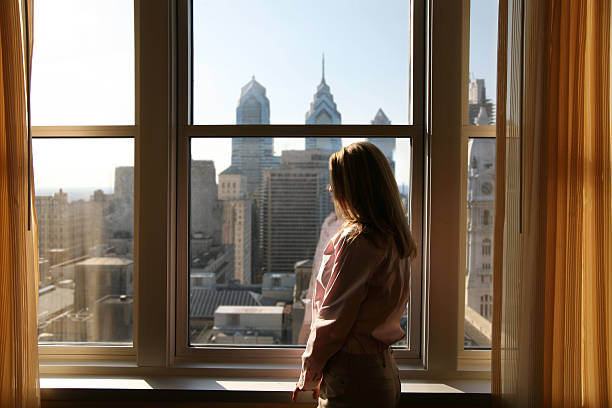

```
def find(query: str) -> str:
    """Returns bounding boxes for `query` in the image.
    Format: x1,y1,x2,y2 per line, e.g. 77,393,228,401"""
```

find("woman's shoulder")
333,224,389,262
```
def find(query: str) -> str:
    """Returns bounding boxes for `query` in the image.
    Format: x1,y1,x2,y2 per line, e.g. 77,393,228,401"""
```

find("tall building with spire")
305,55,342,153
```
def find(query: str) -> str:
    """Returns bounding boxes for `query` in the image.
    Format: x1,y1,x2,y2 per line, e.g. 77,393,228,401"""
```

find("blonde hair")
329,141,417,259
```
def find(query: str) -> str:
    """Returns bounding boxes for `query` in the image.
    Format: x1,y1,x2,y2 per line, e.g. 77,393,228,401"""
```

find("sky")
31,0,498,194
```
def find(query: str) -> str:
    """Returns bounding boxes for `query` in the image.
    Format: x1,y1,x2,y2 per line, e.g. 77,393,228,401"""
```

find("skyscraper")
305,56,342,153
233,77,279,194
368,109,396,174
370,108,392,125
260,150,333,275
218,166,252,284
236,76,270,125
190,160,222,244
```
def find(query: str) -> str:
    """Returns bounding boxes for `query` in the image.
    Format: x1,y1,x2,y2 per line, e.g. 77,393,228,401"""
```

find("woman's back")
294,142,416,407
313,227,410,355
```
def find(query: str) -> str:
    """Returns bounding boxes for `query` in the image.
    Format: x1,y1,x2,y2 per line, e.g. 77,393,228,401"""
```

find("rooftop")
76,257,133,266
215,305,285,315
220,165,244,176
191,288,259,317
294,259,313,269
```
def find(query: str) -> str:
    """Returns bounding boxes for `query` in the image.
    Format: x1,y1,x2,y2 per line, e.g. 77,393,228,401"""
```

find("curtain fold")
0,0,39,407
493,0,612,406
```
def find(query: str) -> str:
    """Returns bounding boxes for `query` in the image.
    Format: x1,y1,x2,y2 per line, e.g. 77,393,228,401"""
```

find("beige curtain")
0,0,39,407
493,0,612,407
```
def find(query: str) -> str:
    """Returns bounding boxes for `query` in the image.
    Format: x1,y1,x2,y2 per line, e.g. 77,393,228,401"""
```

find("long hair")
329,141,417,259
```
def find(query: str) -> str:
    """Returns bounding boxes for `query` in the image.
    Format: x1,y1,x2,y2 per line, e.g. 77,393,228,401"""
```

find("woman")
292,141,416,407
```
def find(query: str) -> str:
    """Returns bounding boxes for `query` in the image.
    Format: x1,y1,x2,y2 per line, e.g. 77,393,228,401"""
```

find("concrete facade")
465,138,495,323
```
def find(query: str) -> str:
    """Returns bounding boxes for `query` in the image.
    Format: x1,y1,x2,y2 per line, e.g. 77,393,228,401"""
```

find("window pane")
31,0,135,125
468,0,498,125
464,138,495,349
193,0,412,125
34,138,134,345
189,138,412,346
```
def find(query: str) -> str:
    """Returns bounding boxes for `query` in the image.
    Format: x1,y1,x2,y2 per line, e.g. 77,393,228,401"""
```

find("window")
34,0,489,383
33,0,135,347
482,238,491,256
31,0,134,125
482,209,490,226
467,0,498,125
187,137,414,347
461,0,498,353
176,0,425,361
479,294,492,319
192,0,413,125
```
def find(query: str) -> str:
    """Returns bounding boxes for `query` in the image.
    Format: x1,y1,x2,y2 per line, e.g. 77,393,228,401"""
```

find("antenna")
322,53,325,82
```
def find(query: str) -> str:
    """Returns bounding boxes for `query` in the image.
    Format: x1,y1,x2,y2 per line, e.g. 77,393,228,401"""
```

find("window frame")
34,0,140,361
174,0,427,367
33,128,139,359
457,0,496,368
36,0,493,382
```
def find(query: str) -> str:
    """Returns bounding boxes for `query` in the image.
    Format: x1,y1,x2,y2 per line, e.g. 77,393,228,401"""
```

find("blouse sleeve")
297,233,382,390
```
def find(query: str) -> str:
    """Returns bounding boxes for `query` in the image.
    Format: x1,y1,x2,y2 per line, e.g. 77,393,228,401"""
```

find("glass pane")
189,138,412,346
31,0,135,125
193,0,412,125
34,138,134,345
468,0,498,125
464,138,495,349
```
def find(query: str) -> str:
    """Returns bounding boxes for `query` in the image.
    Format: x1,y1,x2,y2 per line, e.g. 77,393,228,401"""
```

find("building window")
482,209,490,226
480,294,493,319
482,238,491,256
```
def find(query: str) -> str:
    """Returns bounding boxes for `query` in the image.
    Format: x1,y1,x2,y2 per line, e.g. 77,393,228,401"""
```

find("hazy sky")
31,0,498,193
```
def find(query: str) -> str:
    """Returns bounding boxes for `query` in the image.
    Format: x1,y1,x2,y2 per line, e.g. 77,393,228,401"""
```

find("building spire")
322,53,325,82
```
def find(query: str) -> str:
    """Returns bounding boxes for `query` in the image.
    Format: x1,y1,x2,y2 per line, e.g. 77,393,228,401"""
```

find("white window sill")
41,375,491,405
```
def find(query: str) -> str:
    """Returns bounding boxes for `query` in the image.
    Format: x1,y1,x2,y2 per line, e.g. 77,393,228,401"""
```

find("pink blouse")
297,226,411,391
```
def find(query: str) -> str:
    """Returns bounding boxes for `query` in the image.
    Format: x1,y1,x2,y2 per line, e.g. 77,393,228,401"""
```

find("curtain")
493,0,612,407
0,0,39,407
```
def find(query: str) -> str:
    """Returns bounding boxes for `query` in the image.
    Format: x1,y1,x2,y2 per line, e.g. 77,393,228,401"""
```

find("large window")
33,0,493,383
187,138,413,347
32,0,135,347
460,0,498,355
192,0,413,125
176,0,425,362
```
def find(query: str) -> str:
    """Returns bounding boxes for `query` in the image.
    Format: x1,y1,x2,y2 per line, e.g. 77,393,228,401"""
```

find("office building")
260,150,333,275
190,160,222,247
218,166,252,284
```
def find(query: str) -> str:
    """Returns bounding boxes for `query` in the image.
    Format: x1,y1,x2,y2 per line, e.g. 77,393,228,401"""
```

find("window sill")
41,375,491,406
40,360,490,380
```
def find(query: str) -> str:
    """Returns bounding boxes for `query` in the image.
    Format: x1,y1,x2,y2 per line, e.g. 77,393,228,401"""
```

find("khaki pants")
318,349,400,408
